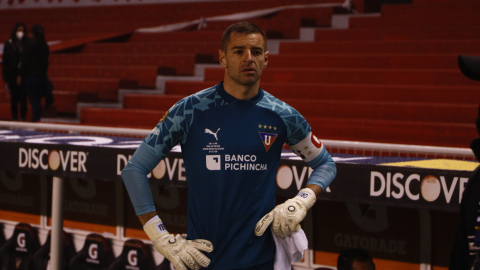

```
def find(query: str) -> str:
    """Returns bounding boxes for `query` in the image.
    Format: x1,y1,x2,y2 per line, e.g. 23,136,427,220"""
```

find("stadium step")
0,88,94,115
164,81,479,105
128,31,224,43
0,4,261,25
50,77,119,101
123,94,185,110
268,54,461,69
78,106,476,148
307,117,476,148
0,104,31,121
122,93,476,124
193,18,321,39
49,53,199,75
81,42,219,56
0,2,338,41
287,99,476,124
314,27,480,41
279,40,480,55
349,14,479,28
53,91,98,114
80,107,164,128
48,65,158,88
2,0,476,151
0,0,338,26
203,67,477,86
0,91,7,104
381,2,480,16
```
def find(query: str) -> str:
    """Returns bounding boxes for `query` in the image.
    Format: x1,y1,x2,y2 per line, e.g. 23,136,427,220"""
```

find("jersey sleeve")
285,109,337,191
121,99,188,215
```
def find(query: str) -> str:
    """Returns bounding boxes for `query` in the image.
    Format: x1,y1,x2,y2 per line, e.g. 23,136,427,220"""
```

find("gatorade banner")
50,177,119,235
311,201,459,269
312,201,423,266
0,172,46,224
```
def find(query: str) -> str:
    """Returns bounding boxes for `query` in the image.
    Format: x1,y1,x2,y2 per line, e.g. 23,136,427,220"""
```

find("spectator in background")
20,24,49,122
2,22,28,121
449,55,480,270
337,248,376,270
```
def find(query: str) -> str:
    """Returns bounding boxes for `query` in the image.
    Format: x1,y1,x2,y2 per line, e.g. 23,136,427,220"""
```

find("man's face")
219,32,268,87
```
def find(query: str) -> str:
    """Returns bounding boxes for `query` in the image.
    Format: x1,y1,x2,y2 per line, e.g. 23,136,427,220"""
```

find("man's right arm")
138,211,158,226
121,104,214,270
121,142,162,217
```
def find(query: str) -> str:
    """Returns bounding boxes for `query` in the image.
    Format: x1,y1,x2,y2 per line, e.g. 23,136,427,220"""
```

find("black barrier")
0,140,474,212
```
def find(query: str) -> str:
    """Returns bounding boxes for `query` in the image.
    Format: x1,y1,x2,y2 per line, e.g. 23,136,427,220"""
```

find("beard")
227,69,262,87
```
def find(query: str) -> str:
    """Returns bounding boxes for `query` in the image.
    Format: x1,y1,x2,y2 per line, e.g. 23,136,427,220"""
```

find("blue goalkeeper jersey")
122,82,336,269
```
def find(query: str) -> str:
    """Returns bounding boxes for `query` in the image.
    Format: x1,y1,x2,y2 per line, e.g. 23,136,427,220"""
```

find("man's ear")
263,51,269,68
219,50,227,68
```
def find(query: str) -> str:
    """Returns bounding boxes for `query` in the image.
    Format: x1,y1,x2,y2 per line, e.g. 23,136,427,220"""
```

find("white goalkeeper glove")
254,188,316,238
144,216,213,270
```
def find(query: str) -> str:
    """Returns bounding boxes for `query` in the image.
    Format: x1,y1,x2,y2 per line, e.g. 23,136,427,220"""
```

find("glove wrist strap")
296,188,316,209
144,215,161,227
143,215,168,243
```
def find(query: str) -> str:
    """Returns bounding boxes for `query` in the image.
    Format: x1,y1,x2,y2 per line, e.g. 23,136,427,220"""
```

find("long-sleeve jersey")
122,82,336,269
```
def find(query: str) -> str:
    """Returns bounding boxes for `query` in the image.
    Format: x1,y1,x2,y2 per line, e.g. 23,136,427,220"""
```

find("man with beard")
122,21,337,270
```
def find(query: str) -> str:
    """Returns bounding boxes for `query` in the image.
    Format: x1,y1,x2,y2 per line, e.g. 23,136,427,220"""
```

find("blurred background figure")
449,55,480,270
20,23,50,122
2,22,27,121
337,248,375,270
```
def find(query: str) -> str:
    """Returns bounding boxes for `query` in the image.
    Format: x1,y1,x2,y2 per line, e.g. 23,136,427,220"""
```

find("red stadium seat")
0,223,40,270
154,257,173,270
0,224,5,247
106,239,155,270
68,234,114,270
32,230,75,270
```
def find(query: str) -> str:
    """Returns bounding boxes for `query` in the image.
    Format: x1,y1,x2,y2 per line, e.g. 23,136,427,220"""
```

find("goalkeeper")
121,21,336,270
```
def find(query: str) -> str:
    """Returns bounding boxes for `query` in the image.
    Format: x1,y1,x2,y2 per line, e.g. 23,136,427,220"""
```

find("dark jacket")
19,38,49,79
449,137,480,269
2,22,27,83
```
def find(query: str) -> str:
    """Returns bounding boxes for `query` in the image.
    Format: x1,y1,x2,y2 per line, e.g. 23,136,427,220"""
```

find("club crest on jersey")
258,132,278,152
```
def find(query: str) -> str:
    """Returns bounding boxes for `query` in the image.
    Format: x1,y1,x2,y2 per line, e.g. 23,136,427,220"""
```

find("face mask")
16,31,24,40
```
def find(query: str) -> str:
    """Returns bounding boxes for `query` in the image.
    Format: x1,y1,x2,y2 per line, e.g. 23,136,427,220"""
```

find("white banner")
0,0,238,10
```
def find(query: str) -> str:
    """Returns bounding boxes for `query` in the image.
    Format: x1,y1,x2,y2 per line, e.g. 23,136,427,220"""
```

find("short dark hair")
11,22,26,41
337,248,375,270
221,21,267,51
31,24,45,43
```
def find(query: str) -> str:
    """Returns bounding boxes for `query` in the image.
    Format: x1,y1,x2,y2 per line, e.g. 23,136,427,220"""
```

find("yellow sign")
380,159,479,172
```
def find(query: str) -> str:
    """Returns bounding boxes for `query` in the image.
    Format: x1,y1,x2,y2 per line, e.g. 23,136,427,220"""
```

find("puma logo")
205,128,220,141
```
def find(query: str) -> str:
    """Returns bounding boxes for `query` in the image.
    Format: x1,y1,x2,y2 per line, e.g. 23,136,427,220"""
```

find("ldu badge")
259,132,278,152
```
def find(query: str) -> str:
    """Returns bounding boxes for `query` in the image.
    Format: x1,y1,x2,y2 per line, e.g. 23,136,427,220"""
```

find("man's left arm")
255,132,336,237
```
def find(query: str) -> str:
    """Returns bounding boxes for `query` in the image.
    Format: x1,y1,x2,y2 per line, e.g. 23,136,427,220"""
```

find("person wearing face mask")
19,24,50,122
2,22,28,121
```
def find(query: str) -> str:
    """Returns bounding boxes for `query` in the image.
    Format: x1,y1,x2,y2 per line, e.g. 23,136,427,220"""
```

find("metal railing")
0,120,475,160
322,139,475,160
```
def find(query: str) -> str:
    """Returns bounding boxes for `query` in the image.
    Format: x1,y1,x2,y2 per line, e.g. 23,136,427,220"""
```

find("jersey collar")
216,81,264,104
